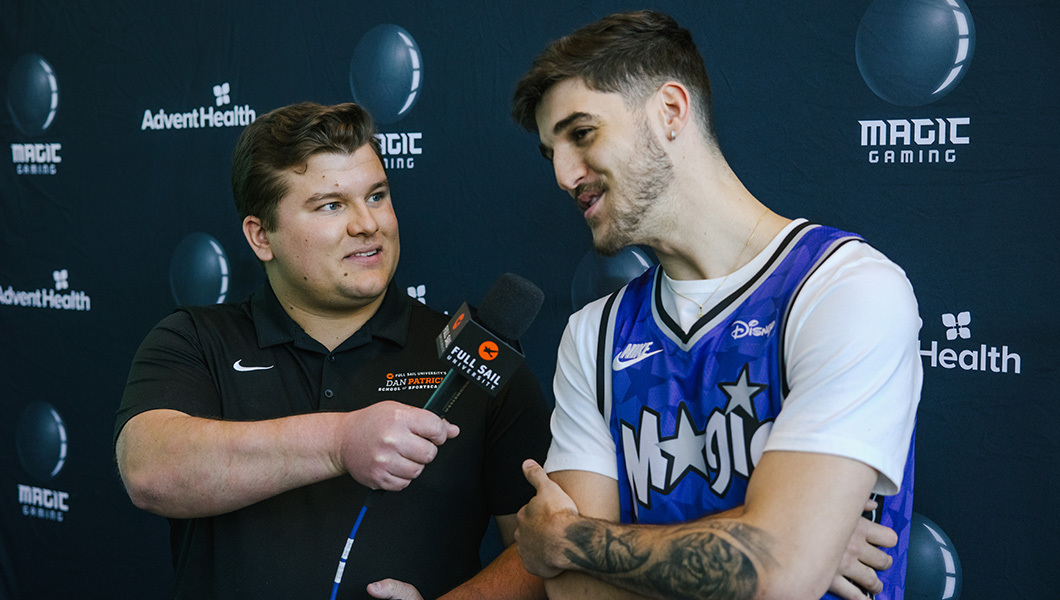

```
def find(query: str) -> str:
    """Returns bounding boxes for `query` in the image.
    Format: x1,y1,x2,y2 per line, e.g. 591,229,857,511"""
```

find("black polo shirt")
116,281,550,599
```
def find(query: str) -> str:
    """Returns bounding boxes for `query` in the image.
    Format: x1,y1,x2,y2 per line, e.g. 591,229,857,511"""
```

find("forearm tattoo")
563,519,774,600
565,521,650,573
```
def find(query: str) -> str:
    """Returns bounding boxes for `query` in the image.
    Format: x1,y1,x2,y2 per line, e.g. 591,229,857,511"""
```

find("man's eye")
367,192,385,204
321,201,341,211
573,128,592,142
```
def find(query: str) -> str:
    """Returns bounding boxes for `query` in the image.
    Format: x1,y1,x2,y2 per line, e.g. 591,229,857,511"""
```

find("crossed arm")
516,450,895,600
368,515,546,600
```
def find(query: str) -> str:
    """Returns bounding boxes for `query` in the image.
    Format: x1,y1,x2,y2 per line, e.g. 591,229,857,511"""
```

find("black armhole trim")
596,290,620,418
779,236,864,397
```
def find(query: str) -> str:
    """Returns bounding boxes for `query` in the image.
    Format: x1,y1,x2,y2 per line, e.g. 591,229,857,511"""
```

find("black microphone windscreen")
476,273,544,343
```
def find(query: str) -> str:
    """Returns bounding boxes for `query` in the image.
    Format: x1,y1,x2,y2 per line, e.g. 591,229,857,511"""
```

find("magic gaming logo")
855,0,976,165
15,402,71,523
6,53,62,175
919,311,1022,375
350,24,424,170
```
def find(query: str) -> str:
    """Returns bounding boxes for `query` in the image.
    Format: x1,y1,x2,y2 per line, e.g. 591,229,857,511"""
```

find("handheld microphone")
423,272,544,416
328,273,543,599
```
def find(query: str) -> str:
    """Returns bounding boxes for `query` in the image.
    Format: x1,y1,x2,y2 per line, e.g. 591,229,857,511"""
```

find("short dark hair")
512,10,715,142
231,102,382,231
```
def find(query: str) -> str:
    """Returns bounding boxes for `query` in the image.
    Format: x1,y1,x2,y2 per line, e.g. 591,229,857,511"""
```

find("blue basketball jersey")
596,222,914,600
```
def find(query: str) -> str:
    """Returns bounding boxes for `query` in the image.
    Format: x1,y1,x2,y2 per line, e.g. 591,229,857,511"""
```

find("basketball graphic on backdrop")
16,401,68,480
170,232,230,306
6,53,59,136
571,246,656,311
349,24,423,125
856,0,975,106
907,512,963,600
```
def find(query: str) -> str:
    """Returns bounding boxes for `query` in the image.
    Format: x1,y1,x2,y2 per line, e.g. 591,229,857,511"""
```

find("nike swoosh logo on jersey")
232,359,274,372
612,343,663,371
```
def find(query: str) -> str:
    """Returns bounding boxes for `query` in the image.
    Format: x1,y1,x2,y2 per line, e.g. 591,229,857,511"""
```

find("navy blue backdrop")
2,1,1057,599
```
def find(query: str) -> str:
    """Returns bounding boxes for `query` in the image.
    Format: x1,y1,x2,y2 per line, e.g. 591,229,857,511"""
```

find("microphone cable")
328,494,373,600
327,375,468,600
325,273,542,598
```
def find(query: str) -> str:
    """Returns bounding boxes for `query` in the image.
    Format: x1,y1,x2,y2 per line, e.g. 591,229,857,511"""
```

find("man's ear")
242,215,273,262
654,80,692,140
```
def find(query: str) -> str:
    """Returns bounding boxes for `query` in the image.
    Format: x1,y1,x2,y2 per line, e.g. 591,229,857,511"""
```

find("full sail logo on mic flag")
478,341,499,361
436,303,522,395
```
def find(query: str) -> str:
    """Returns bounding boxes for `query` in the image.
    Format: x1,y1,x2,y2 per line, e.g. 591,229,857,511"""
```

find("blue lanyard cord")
328,497,373,600
328,376,453,600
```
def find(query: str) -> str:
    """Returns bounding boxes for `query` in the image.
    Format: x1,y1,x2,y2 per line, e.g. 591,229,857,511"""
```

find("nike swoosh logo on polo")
233,359,274,372
612,342,663,371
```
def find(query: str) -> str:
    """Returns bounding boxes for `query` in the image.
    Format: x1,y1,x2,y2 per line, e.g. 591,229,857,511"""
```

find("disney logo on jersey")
612,342,663,371
620,364,773,511
731,319,775,340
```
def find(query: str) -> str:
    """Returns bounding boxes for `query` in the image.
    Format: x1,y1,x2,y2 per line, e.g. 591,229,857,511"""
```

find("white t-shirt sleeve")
545,237,923,496
765,242,923,495
544,296,618,478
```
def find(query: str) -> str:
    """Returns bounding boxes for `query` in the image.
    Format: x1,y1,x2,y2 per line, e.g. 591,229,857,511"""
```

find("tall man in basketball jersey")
510,11,921,600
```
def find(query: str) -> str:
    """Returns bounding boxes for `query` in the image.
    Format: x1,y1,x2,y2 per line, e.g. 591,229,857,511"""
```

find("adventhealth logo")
942,311,971,340
407,283,426,304
0,270,91,311
141,82,257,131
919,311,1021,374
213,82,231,105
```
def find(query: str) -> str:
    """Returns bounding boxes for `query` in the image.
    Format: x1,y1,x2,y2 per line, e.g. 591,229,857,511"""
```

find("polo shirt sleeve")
114,309,221,445
481,362,552,516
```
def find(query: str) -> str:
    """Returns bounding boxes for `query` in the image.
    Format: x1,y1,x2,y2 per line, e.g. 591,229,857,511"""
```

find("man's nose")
347,203,379,236
552,147,587,192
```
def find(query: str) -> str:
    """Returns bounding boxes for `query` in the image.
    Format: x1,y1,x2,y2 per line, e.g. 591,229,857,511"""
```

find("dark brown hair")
231,102,382,231
512,10,716,142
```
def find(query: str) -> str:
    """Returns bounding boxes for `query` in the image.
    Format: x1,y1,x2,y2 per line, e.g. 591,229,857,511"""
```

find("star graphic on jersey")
617,358,671,406
657,403,709,488
718,364,767,420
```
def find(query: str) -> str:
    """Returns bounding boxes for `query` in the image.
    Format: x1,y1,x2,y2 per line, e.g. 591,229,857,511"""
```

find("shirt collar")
251,279,410,351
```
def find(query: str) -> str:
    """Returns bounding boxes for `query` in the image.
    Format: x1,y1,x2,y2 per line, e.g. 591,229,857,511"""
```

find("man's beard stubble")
592,118,675,257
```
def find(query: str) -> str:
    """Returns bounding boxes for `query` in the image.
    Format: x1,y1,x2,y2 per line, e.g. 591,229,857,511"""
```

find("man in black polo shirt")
115,102,550,599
